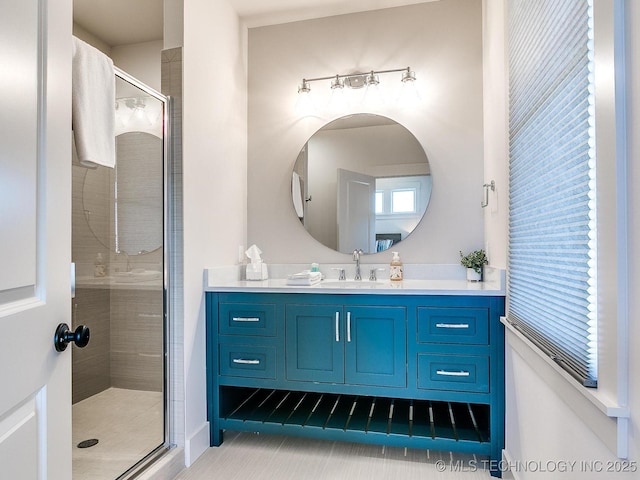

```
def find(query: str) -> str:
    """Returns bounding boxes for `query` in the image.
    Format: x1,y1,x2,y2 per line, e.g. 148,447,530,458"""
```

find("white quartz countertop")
204,264,505,296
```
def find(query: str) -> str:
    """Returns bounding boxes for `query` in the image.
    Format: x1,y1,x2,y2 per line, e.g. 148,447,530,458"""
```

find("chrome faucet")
353,249,363,280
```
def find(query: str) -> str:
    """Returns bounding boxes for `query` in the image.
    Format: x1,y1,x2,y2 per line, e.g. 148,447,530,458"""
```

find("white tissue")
245,244,263,263
245,244,268,280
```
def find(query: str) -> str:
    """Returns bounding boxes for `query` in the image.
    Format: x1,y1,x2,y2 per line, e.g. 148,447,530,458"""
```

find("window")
375,176,429,217
507,0,598,387
375,191,384,215
391,189,416,214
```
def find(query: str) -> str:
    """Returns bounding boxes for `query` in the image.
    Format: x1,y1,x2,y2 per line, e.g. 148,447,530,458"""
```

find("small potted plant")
460,249,488,282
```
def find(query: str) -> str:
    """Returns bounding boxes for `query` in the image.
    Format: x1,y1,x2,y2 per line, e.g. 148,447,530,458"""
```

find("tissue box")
246,262,268,281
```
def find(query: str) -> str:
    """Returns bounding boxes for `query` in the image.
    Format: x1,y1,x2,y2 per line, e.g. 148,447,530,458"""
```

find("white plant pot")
466,268,482,282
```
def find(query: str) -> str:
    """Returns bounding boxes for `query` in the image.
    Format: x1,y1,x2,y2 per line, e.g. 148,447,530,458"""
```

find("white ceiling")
229,0,436,28
73,0,436,47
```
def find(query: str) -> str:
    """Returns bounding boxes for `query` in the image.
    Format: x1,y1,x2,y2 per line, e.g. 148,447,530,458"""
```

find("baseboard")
185,421,210,467
502,449,520,480
136,448,185,480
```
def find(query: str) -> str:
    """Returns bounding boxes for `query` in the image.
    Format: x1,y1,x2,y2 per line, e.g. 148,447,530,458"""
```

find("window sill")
502,317,629,458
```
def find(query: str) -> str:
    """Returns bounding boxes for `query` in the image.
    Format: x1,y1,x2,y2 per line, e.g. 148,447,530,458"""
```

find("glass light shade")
298,80,310,94
364,72,379,86
401,69,416,83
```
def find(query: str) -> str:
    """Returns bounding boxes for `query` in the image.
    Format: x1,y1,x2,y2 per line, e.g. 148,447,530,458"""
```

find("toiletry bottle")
94,253,106,278
390,251,403,282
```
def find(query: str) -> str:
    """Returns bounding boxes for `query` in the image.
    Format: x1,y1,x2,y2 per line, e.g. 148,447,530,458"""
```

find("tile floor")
72,388,164,480
176,430,494,480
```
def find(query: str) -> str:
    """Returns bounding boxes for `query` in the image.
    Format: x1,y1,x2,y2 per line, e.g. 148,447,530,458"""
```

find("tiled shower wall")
72,288,110,402
162,46,184,448
71,152,112,404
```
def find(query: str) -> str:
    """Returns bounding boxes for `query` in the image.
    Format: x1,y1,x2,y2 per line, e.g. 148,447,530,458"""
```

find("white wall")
164,0,184,49
247,0,485,266
182,0,247,466
111,40,163,92
481,0,508,268
483,0,640,477
73,22,111,56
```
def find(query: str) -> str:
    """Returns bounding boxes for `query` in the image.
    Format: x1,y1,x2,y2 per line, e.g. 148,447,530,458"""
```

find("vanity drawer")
219,344,276,379
417,307,488,345
219,303,276,337
417,354,489,393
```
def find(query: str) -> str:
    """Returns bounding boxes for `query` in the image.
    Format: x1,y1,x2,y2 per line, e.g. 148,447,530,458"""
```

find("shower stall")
71,68,171,479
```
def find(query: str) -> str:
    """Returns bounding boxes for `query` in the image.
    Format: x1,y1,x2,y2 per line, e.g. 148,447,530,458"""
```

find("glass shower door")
71,72,168,479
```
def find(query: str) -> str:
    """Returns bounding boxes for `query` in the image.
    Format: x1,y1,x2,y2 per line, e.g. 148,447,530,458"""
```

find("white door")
337,168,376,253
0,1,73,479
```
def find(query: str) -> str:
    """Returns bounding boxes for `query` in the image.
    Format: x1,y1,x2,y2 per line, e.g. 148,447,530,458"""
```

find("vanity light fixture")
297,66,416,94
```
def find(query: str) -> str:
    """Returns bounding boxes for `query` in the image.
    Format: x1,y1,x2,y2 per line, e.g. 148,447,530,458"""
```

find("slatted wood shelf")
219,387,491,453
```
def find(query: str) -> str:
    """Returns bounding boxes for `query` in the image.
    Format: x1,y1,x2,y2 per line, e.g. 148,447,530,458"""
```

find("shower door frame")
111,66,174,478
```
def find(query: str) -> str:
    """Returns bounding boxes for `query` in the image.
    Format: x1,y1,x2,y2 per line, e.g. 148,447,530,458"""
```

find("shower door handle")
54,323,90,352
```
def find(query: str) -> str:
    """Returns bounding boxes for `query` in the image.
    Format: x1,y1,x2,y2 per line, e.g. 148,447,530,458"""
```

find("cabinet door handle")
435,323,470,329
347,312,352,342
232,317,260,322
335,312,340,342
232,358,260,365
436,369,470,377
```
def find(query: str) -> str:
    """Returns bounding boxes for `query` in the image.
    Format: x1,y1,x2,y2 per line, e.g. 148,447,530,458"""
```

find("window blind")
507,0,597,387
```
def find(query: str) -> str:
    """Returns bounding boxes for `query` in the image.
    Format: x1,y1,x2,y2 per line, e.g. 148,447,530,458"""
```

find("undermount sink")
318,280,384,288
113,269,162,283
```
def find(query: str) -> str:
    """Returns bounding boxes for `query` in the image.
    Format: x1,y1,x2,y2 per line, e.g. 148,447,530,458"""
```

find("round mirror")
82,132,163,255
292,114,432,254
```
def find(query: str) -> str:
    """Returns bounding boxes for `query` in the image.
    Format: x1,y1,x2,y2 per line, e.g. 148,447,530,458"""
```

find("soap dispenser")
390,251,403,282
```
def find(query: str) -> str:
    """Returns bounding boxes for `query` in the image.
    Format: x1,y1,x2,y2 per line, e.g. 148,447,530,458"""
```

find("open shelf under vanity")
219,386,492,454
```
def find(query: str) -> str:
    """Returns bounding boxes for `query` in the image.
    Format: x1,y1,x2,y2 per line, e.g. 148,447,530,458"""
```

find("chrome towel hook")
481,180,495,208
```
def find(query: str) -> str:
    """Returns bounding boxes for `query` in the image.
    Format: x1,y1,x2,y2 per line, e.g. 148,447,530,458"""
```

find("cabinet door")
285,304,344,383
345,306,406,387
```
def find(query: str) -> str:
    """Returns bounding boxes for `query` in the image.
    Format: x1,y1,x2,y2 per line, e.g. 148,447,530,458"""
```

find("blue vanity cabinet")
285,304,345,383
344,306,406,388
206,291,505,477
285,304,406,387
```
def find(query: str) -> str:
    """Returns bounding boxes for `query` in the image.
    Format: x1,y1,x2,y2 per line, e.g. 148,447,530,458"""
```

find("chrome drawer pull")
435,323,470,329
347,312,352,342
436,369,470,377
232,358,260,365
335,312,340,342
232,317,260,322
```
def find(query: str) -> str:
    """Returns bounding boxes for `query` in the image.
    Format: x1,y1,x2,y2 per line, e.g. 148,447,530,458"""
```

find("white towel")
292,171,304,218
72,37,115,168
286,271,322,286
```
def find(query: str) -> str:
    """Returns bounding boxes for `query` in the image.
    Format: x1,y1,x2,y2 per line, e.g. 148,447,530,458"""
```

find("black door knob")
54,323,90,352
